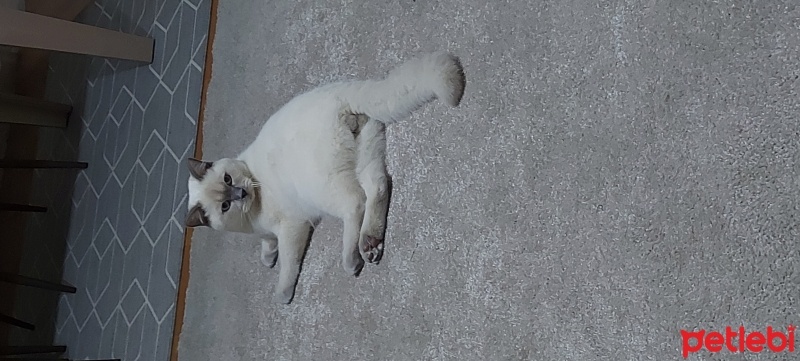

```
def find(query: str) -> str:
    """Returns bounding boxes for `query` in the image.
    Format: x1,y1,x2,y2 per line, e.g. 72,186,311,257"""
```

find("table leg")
0,7,154,63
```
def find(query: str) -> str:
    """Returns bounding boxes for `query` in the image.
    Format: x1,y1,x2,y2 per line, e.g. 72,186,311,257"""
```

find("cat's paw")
261,252,277,268
359,235,384,264
273,286,295,304
339,108,369,136
342,249,365,276
260,240,278,268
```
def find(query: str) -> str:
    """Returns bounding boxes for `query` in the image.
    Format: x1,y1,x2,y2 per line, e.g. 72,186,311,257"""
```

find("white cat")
185,51,466,304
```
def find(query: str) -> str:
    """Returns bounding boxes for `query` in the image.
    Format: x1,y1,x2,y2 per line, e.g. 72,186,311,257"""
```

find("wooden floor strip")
169,0,219,360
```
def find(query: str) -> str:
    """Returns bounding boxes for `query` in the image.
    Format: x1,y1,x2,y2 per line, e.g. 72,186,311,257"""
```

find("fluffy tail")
342,51,466,123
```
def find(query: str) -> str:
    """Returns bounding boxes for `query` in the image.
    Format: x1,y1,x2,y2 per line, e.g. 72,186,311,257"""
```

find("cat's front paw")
260,239,278,268
342,249,365,276
273,285,295,304
261,249,278,268
359,235,384,264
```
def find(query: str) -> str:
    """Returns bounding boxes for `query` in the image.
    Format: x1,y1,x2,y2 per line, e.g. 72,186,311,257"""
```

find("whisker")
240,203,250,223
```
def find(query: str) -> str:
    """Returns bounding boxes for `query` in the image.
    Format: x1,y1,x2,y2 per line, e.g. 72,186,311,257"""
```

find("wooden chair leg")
0,160,88,169
0,272,76,293
0,92,72,128
0,357,119,361
0,203,47,212
0,7,154,63
0,345,66,356
0,312,35,330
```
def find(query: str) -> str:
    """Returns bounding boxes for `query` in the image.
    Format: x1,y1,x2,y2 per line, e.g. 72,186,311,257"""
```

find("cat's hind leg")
327,179,367,276
313,160,367,275
355,119,390,264
313,111,373,276
325,187,367,276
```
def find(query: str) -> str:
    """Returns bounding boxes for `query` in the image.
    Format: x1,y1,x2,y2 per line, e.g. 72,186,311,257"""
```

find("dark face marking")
185,204,210,228
188,158,213,180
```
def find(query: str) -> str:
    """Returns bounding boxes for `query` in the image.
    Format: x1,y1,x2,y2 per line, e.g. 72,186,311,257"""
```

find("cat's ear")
186,204,210,228
188,158,212,180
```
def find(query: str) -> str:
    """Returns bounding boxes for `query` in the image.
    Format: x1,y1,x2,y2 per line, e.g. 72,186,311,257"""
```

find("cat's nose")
234,187,247,200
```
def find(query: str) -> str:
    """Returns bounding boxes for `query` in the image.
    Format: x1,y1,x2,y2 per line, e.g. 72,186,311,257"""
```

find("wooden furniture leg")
0,357,121,360
0,345,66,356
0,312,35,330
0,204,47,212
0,7,154,63
0,93,72,128
0,160,88,169
0,273,76,293
25,0,94,22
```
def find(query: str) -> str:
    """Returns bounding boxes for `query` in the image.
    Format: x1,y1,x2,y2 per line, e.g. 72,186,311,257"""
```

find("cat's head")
185,157,260,231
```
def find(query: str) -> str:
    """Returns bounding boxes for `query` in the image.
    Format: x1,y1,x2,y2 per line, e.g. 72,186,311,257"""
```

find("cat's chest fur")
236,88,348,235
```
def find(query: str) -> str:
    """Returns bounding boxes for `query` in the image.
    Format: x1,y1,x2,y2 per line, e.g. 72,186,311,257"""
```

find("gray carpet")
178,1,799,360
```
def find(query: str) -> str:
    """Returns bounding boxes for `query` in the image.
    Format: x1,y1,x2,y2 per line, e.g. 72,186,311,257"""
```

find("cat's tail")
341,51,466,124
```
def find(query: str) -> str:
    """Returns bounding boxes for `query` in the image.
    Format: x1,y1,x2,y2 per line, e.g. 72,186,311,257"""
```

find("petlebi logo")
680,325,796,358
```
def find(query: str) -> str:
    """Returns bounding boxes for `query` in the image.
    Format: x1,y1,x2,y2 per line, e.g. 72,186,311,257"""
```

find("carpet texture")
178,1,799,360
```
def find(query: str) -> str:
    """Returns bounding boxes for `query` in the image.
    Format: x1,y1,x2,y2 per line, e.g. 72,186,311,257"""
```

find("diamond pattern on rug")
33,1,212,359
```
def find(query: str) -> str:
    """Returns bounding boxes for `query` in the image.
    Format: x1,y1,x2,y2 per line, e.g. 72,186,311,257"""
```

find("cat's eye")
221,200,231,212
223,173,232,186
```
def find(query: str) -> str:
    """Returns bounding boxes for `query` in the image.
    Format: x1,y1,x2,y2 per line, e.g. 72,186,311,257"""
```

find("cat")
185,51,466,304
